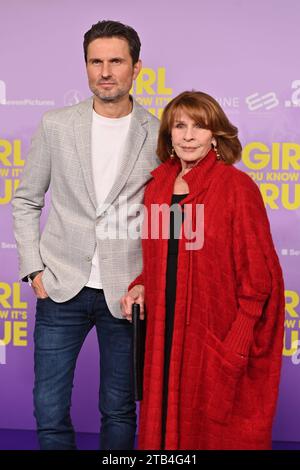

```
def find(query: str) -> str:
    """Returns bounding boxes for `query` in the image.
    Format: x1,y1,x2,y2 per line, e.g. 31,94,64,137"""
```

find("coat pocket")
192,329,247,424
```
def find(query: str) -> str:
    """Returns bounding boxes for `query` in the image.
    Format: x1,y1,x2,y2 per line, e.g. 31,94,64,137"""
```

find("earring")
170,147,175,159
212,139,222,161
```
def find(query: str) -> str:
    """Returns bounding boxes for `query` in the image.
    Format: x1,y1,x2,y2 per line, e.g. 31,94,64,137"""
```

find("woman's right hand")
120,285,145,322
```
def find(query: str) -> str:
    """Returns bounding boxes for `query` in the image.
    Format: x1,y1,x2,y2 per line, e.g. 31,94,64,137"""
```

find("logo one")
245,92,279,111
64,89,84,107
0,340,6,365
292,340,300,365
0,80,6,105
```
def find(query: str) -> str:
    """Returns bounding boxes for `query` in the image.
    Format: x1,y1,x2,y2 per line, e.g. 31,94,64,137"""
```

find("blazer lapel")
96,98,148,217
74,97,98,209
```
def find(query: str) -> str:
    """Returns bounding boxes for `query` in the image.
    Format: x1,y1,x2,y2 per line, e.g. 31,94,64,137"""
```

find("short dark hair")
83,20,141,64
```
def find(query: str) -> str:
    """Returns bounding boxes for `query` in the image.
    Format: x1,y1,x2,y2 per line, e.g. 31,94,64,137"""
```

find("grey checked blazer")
12,97,160,317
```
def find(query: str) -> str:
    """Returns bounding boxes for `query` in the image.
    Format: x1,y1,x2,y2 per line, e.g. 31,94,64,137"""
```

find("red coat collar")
150,149,225,201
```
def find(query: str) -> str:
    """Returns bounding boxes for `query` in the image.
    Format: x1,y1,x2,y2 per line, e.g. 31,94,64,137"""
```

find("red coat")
130,150,284,450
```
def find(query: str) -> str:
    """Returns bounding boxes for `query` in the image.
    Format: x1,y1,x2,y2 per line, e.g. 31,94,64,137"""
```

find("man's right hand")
31,271,49,299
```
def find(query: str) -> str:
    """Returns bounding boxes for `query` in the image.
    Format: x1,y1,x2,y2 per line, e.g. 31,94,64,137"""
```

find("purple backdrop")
1,0,299,440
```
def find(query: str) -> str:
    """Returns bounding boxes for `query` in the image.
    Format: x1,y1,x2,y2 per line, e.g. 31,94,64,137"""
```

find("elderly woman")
121,91,284,450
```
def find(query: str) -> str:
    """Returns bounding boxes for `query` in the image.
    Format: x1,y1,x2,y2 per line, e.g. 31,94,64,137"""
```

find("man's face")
86,37,141,103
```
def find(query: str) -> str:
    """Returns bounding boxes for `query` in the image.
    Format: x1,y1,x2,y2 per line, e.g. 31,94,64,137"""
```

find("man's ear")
133,60,142,80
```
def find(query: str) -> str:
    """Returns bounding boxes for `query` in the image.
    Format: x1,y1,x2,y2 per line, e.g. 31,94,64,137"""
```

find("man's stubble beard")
91,86,129,103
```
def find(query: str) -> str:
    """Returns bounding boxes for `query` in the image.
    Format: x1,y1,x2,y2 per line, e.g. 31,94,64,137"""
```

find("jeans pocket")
193,330,247,424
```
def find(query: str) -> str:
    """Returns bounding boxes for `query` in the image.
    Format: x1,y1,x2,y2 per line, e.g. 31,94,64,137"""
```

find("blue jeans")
33,287,136,450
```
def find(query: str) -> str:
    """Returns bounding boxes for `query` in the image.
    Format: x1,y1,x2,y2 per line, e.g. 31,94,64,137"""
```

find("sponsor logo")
0,79,54,107
64,89,84,106
245,91,279,111
0,80,6,105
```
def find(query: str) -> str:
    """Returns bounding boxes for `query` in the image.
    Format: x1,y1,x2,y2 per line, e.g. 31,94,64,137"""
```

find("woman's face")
171,110,213,164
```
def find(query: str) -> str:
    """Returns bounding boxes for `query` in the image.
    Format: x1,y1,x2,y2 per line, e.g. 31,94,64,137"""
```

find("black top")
162,193,187,448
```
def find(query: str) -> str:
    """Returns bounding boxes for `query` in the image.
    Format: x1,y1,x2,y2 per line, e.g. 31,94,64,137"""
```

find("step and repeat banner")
1,0,299,440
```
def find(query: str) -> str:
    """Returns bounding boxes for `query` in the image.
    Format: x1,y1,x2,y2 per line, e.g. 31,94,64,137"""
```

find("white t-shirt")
86,110,132,289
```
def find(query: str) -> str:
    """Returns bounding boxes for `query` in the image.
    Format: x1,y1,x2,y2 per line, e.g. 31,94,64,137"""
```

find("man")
12,20,159,450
